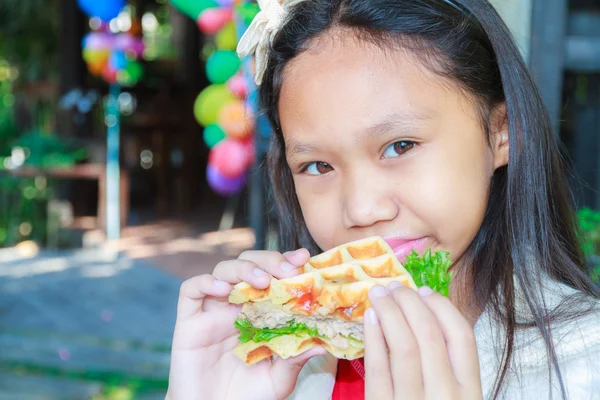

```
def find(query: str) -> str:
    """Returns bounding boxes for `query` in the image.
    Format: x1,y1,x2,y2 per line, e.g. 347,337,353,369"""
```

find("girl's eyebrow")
285,111,432,159
365,111,432,139
285,140,318,159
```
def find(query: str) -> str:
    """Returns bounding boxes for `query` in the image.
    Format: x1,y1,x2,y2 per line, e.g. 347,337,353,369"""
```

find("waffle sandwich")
228,236,422,365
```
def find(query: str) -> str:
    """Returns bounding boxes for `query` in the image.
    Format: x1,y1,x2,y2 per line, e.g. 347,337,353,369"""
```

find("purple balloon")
83,32,114,50
114,34,135,51
207,165,247,196
216,0,235,7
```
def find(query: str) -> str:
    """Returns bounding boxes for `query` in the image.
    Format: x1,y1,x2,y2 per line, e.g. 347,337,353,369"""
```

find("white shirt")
287,277,600,399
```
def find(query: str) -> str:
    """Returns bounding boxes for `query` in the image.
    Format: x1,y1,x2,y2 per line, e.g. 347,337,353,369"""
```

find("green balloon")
235,3,261,26
171,0,217,20
117,60,144,86
206,51,241,84
194,84,235,126
215,23,237,51
203,124,226,148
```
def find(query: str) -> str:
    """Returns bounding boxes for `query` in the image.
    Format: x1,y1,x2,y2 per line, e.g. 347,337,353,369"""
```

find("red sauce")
289,284,319,314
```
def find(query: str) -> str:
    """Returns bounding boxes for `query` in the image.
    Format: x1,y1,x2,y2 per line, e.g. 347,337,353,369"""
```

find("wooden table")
0,163,129,231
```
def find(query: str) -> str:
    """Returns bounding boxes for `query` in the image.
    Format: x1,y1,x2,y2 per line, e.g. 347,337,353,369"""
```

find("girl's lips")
382,236,430,263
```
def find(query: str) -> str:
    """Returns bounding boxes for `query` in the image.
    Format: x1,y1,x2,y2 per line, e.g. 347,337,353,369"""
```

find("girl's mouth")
382,236,430,263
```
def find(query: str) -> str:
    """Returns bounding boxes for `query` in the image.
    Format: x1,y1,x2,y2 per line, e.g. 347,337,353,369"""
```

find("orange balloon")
128,21,142,36
218,101,254,140
88,60,107,76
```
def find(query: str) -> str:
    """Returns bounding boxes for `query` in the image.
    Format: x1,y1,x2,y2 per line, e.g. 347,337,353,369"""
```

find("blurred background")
0,0,598,399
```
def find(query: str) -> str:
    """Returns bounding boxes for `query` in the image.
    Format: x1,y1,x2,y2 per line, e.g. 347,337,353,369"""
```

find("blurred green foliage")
0,0,60,81
577,207,600,283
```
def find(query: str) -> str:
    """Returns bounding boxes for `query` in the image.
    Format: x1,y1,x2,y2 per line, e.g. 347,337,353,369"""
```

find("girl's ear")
491,103,509,170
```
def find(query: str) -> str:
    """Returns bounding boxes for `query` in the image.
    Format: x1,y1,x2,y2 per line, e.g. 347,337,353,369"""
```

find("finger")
212,259,273,289
368,285,424,398
172,305,240,351
270,346,328,399
364,307,393,399
418,287,482,392
177,275,232,320
386,282,456,397
240,249,310,278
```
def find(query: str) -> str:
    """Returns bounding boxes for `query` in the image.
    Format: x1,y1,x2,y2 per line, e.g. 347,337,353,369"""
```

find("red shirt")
332,358,365,400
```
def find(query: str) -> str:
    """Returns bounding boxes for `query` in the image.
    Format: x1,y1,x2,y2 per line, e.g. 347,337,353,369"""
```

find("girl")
167,0,600,398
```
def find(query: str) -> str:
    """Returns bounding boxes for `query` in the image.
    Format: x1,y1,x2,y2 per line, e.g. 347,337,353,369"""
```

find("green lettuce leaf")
234,319,322,344
403,249,453,297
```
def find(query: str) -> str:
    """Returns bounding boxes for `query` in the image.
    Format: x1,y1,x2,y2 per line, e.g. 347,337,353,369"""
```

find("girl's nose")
342,172,399,229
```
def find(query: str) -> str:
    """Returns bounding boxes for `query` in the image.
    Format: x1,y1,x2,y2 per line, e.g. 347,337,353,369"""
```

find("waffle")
230,236,417,364
230,236,417,320
233,332,364,365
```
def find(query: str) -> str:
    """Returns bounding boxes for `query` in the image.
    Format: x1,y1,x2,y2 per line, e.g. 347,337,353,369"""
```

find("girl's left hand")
364,282,483,400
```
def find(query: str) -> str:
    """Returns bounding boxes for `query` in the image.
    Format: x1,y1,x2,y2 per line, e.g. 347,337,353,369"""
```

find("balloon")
117,60,144,86
218,101,254,140
132,38,145,58
193,84,235,126
235,3,261,26
206,50,241,84
208,139,250,177
87,61,106,76
109,51,129,70
77,0,125,21
215,23,238,51
216,0,235,7
102,65,118,84
242,138,256,167
83,49,111,65
128,20,143,36
203,124,227,148
171,0,217,20
206,165,247,196
227,75,247,98
197,8,232,35
83,32,114,50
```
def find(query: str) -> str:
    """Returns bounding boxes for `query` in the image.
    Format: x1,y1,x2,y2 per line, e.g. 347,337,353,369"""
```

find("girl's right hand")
166,248,327,400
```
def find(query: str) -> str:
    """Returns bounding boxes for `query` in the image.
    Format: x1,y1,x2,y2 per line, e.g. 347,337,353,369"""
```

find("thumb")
269,347,328,399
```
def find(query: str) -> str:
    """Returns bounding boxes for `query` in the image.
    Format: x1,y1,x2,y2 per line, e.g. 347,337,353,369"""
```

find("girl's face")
278,32,509,266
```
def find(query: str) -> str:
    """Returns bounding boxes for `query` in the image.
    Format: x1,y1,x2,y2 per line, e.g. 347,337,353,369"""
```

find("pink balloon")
132,38,145,58
241,138,255,168
227,75,247,99
197,8,233,35
208,139,251,178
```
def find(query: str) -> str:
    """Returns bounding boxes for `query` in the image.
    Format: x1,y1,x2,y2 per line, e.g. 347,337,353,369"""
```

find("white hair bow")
237,0,305,85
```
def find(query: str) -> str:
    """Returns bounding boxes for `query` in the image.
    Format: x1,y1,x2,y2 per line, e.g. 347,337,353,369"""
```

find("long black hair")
258,0,600,397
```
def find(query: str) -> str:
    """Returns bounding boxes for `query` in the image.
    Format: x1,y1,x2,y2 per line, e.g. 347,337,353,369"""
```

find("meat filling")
240,301,364,343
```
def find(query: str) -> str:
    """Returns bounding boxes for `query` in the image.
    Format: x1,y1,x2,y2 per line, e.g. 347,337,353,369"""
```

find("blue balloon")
109,51,129,70
77,0,125,22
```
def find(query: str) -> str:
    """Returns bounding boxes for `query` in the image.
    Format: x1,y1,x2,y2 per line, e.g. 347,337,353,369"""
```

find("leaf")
234,319,324,344
403,249,453,297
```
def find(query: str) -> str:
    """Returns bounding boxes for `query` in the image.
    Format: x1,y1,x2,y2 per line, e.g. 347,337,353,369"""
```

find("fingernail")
365,308,379,325
214,279,229,287
387,281,403,292
280,261,296,271
291,248,306,257
418,286,434,297
369,285,387,299
253,268,268,277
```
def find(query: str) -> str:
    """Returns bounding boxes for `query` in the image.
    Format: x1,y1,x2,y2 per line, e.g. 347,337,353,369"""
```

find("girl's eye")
304,162,333,175
383,141,416,158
